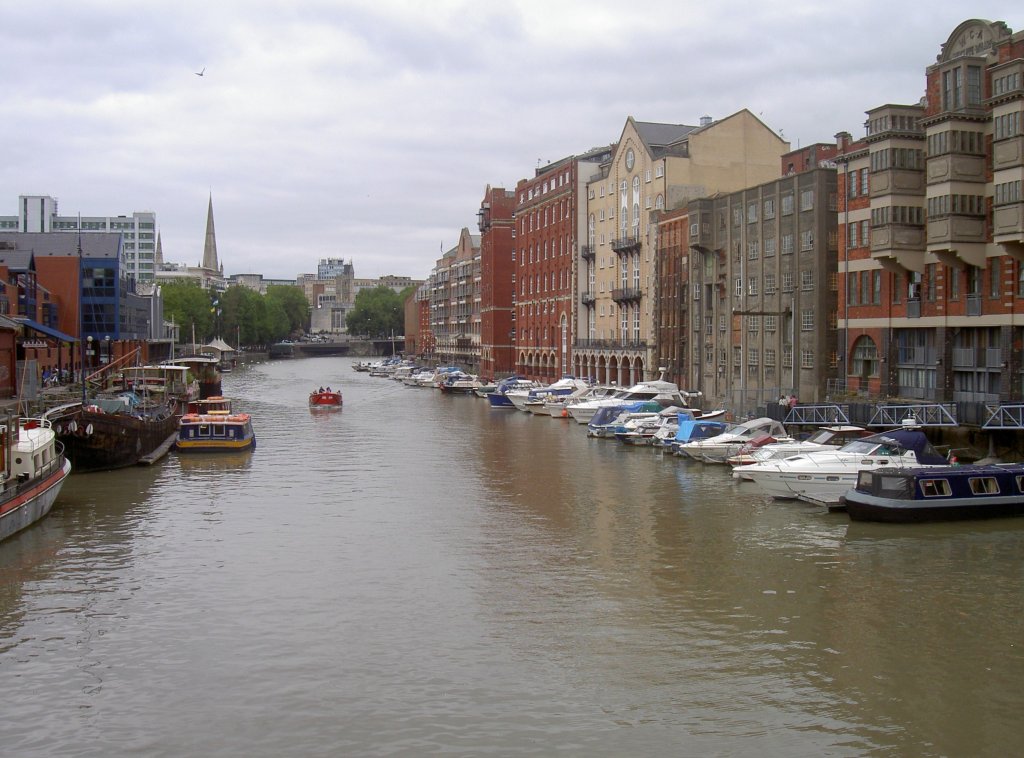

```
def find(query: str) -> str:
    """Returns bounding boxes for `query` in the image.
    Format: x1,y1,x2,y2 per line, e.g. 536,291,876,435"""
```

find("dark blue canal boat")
843,463,1024,523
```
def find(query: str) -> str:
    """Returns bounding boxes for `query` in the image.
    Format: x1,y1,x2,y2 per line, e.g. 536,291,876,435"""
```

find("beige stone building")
575,110,789,385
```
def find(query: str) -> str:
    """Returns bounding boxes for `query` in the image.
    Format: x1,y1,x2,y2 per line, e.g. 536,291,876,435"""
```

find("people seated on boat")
326,386,331,392
318,386,324,393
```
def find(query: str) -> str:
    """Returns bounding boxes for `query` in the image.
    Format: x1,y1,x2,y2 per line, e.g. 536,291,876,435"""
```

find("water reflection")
0,358,1023,756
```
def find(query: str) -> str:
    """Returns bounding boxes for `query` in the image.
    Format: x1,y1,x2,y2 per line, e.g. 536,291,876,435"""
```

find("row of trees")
161,281,310,347
160,281,415,347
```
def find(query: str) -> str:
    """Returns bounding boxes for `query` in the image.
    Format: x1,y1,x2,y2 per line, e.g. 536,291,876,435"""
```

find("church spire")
155,230,164,268
202,194,219,271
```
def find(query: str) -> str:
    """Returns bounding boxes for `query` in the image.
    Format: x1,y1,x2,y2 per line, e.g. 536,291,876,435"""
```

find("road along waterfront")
2,356,1024,756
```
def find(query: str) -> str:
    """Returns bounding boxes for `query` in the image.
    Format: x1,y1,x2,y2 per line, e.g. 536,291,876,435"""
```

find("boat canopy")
855,429,948,465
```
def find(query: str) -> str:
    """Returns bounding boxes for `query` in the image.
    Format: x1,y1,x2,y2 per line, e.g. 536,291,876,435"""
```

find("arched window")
851,335,879,379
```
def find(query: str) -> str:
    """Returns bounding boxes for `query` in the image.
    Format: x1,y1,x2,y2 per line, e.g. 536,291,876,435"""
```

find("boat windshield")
841,439,900,455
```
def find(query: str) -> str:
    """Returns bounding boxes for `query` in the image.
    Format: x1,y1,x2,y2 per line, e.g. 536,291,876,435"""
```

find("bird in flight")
195,67,206,77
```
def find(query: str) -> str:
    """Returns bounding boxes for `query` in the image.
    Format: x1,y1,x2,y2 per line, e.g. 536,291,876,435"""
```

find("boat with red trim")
309,388,343,408
0,416,72,542
175,396,256,453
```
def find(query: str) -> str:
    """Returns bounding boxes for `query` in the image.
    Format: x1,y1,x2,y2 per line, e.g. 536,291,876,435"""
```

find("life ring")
68,421,78,433
85,424,94,436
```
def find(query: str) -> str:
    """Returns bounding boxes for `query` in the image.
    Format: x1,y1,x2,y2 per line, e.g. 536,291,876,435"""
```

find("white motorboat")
566,380,698,424
740,427,950,506
505,377,589,412
676,417,787,463
729,425,870,478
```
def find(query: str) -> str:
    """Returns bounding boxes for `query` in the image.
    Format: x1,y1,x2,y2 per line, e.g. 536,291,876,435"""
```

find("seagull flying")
195,67,206,77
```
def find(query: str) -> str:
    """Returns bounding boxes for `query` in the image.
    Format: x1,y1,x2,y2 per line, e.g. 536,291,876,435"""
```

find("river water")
2,356,1023,756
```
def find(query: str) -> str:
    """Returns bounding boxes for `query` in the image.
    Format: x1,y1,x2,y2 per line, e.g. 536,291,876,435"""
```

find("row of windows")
871,205,925,226
848,168,871,198
518,235,572,264
729,348,816,369
866,113,921,136
993,111,1021,141
995,180,1021,206
927,194,986,217
522,170,573,203
926,129,986,156
993,70,1021,97
870,147,925,172
941,64,983,111
520,202,571,234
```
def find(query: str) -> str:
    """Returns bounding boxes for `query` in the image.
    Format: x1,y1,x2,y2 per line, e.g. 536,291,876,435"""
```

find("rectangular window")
801,309,814,330
764,274,777,294
781,234,794,254
763,198,775,219
781,195,794,215
801,349,815,369
765,315,777,332
747,203,757,223
748,240,760,260
782,271,794,293
991,258,1001,299
801,270,815,290
800,230,814,251
764,237,776,257
849,170,858,198
800,189,814,211
748,278,759,296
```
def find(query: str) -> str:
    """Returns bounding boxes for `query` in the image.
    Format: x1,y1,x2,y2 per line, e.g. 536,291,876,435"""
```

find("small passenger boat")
843,463,1024,523
309,388,343,408
175,397,256,453
0,416,72,542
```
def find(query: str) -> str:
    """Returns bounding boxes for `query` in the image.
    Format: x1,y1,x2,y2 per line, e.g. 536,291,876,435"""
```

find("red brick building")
835,19,1024,403
478,186,516,380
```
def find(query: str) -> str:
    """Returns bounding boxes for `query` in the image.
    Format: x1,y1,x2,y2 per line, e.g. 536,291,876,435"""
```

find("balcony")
573,338,648,352
580,244,595,260
581,290,596,306
611,235,641,253
966,294,982,317
611,288,642,303
906,298,921,318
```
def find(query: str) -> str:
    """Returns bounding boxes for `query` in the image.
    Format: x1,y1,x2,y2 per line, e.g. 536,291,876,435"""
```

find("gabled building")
577,111,789,385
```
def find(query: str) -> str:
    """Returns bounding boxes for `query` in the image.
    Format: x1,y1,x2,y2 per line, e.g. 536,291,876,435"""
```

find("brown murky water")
2,357,1023,756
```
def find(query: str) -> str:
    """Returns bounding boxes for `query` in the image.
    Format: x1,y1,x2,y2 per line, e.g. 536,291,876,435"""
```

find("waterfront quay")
2,355,1023,756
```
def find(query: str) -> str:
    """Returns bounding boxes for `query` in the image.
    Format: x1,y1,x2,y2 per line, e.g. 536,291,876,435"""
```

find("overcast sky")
2,1,1020,281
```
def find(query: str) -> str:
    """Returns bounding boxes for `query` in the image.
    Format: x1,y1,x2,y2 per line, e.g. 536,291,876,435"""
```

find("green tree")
266,285,310,338
346,286,404,338
220,285,267,347
162,280,216,343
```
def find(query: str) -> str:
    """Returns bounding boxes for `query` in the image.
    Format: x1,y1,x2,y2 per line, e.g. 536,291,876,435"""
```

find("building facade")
576,111,789,385
429,229,480,372
835,18,1024,404
674,165,839,413
3,195,159,283
477,185,516,381
514,147,612,383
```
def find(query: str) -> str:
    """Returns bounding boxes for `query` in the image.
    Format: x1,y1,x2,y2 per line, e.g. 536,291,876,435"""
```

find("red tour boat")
309,388,343,408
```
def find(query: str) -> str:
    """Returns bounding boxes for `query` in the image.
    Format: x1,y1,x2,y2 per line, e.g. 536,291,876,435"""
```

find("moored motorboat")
0,416,72,542
843,463,1024,523
741,427,950,507
729,425,871,477
176,396,256,453
676,417,787,463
